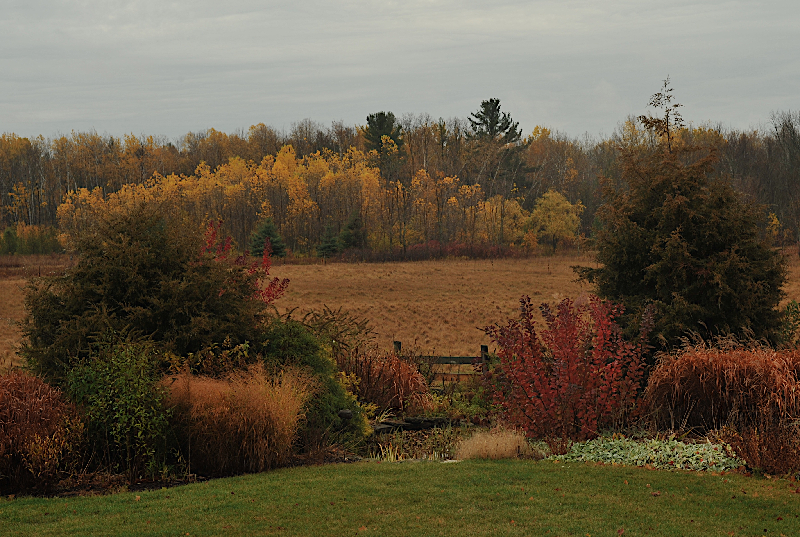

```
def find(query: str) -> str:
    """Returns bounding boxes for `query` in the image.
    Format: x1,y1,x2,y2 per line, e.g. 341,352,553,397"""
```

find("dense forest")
1,101,799,256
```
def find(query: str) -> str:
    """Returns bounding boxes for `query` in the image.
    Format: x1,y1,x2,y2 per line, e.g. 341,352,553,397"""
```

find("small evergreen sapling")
249,217,286,258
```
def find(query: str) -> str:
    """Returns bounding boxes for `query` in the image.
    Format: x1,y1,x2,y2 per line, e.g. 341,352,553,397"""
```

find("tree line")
2,101,799,255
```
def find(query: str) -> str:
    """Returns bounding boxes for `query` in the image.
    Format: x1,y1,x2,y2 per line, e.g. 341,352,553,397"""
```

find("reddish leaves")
201,220,289,305
484,295,648,446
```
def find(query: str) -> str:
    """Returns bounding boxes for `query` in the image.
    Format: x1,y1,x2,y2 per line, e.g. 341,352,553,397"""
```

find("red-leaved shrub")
335,348,432,413
647,345,800,473
484,295,649,448
0,372,84,492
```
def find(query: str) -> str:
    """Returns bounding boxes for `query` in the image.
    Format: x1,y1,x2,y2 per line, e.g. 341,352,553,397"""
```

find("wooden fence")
393,341,489,384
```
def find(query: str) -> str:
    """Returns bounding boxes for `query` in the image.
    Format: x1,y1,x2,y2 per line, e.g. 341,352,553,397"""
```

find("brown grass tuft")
163,364,318,476
335,347,432,413
0,371,84,492
646,345,800,431
455,428,542,460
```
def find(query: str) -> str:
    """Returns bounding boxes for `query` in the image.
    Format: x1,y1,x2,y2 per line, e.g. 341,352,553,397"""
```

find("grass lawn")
2,460,798,536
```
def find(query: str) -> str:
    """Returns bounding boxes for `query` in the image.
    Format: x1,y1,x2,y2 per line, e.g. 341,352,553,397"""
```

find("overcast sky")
2,0,798,141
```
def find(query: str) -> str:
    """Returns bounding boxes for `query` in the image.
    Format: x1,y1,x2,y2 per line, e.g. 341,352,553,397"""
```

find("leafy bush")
426,379,495,424
553,436,743,473
484,295,649,448
335,347,432,414
66,340,171,480
0,372,84,493
261,319,369,442
647,344,800,474
164,365,316,476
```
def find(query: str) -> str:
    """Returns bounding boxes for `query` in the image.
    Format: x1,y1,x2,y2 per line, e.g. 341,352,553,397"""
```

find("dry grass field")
273,255,595,356
3,250,800,369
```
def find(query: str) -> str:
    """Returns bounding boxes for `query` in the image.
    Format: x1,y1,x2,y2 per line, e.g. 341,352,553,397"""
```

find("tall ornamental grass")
164,364,317,476
647,344,800,474
0,372,84,493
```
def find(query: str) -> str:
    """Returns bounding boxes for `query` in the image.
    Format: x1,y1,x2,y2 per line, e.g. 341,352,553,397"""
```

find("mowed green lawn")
2,460,798,537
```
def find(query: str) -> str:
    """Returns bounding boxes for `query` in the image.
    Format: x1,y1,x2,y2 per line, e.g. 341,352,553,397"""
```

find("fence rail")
393,341,489,382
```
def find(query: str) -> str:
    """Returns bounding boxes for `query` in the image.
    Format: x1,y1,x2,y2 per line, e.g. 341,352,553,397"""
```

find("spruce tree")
580,145,785,348
580,80,786,348
316,224,340,258
338,212,367,250
249,217,286,258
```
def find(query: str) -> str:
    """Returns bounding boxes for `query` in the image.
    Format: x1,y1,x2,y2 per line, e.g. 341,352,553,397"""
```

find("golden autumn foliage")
56,146,539,255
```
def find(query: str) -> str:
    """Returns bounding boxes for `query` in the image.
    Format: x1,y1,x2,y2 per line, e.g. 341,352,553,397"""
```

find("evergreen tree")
338,212,367,250
22,205,272,381
249,217,286,258
316,224,340,258
363,112,404,153
579,146,786,348
468,98,521,144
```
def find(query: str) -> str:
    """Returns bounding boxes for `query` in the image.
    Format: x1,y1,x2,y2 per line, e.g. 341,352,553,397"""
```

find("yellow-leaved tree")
528,190,583,253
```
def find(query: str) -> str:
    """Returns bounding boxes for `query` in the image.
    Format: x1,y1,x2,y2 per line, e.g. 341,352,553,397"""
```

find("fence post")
480,345,488,374
393,341,402,355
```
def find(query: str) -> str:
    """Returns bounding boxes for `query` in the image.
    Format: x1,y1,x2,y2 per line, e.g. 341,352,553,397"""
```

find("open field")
274,255,595,356
4,250,800,366
2,460,798,536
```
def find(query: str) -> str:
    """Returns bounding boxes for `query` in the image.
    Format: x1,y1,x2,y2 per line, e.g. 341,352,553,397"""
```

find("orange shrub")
647,345,800,474
0,372,83,492
335,348,431,413
647,346,800,431
164,364,317,476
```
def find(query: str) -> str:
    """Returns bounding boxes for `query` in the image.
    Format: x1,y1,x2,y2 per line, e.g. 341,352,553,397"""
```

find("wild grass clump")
647,343,800,474
0,372,84,493
368,426,469,461
164,364,317,476
647,344,800,430
335,347,432,414
455,428,542,460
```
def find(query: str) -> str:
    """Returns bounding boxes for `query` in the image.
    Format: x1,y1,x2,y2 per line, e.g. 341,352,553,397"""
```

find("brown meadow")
3,250,800,368
273,254,594,357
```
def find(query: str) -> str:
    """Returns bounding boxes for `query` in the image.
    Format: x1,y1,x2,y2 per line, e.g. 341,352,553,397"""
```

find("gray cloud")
1,0,798,140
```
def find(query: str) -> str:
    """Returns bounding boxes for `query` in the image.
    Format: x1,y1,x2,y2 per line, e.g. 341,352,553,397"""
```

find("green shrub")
66,340,171,480
21,203,275,382
0,372,84,493
0,227,18,254
579,145,786,349
262,319,368,443
0,225,63,255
